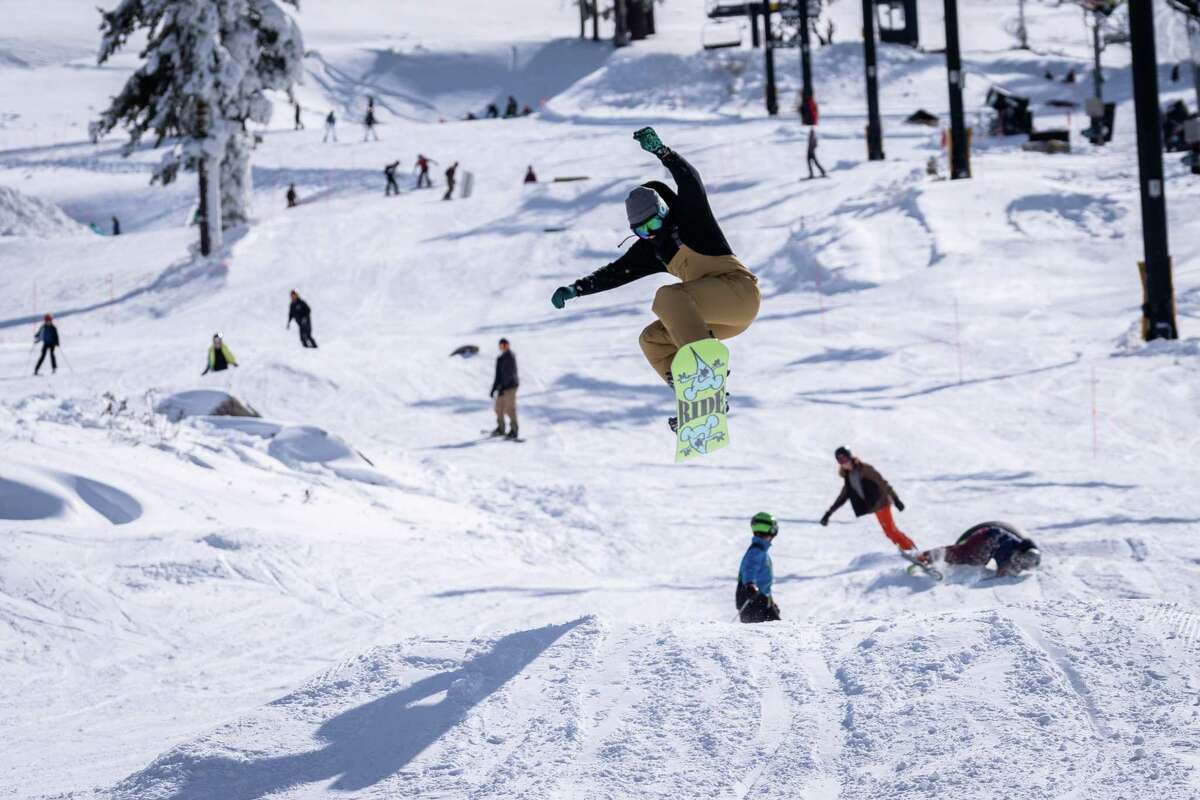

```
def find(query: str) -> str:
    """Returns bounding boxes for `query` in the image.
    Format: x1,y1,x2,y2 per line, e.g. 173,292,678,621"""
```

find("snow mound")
155,390,260,422
267,425,355,464
0,184,88,238
105,603,1196,798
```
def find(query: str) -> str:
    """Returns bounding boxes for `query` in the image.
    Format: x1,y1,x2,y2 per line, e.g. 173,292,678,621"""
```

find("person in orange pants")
820,447,923,557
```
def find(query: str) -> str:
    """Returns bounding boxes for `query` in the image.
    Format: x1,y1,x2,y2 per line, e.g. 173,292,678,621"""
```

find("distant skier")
294,102,304,131
820,447,926,560
202,333,238,375
443,162,459,201
384,161,400,196
504,96,519,118
524,165,538,184
486,103,499,119
323,110,337,143
33,313,59,376
549,127,761,426
286,183,298,208
111,216,121,235
737,512,781,623
917,522,1041,577
806,128,827,180
287,291,318,348
489,338,519,440
363,107,379,141
414,154,435,189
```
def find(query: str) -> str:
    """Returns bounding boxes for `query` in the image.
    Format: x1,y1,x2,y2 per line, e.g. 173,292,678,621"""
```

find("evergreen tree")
92,0,304,248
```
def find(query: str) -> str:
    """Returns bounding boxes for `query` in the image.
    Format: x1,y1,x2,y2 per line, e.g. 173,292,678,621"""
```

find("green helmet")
751,512,778,537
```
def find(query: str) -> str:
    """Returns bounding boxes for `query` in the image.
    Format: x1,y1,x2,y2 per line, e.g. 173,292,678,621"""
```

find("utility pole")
1088,9,1106,145
800,0,816,123
1017,0,1029,49
944,0,970,178
614,0,629,47
861,0,885,159
1128,0,1178,340
593,0,600,41
763,0,779,115
750,5,761,48
580,0,586,38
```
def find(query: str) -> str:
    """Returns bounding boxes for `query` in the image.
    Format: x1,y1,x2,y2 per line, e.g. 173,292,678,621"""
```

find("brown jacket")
827,459,900,517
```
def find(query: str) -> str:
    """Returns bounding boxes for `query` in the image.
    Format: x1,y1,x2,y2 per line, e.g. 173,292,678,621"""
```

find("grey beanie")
625,186,666,226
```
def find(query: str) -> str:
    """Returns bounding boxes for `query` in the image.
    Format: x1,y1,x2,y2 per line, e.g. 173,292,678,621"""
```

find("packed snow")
2,1,1200,798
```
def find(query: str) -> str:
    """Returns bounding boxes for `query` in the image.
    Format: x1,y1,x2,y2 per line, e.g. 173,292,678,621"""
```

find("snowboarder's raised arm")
572,240,667,297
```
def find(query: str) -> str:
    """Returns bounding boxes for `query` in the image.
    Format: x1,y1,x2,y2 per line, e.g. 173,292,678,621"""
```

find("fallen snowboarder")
917,521,1042,578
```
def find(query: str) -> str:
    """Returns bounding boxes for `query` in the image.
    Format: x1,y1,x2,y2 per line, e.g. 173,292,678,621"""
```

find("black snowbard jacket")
35,323,59,347
288,298,311,323
573,150,734,297
493,350,518,394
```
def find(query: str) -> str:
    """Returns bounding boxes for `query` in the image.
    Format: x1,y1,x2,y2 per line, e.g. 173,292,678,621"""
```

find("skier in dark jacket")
443,162,459,201
111,216,121,235
550,128,761,421
821,447,925,558
490,338,519,439
806,127,827,179
363,107,378,141
384,161,400,196
202,333,238,375
323,110,337,143
504,96,519,118
287,290,317,348
737,512,781,623
286,184,298,208
918,522,1041,577
33,313,59,375
486,103,499,119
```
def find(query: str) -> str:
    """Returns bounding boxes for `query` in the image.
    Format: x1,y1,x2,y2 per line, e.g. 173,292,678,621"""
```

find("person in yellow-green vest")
202,332,239,375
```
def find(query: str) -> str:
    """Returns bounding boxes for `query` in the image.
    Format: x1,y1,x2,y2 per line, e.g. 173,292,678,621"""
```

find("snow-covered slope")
2,1,1200,798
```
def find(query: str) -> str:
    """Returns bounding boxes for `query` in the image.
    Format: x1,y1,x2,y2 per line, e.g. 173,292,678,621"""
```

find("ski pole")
731,598,753,623
58,346,75,375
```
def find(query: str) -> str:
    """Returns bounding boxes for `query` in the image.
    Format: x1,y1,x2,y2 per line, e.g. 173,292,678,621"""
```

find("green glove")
551,285,577,309
633,127,669,157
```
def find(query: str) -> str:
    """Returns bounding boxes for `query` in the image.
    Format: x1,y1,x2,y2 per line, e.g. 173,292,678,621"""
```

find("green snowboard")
671,338,730,462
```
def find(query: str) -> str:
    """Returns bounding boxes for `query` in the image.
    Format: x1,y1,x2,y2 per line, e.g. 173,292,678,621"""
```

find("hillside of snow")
3,1,1200,798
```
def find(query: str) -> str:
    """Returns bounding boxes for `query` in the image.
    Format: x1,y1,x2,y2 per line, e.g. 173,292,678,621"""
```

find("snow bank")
155,390,260,422
0,184,89,238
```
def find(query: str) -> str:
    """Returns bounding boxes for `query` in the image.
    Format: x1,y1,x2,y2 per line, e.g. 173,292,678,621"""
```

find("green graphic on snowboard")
672,339,730,462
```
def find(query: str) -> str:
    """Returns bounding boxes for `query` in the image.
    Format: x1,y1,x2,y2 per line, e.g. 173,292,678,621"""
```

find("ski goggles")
632,214,665,239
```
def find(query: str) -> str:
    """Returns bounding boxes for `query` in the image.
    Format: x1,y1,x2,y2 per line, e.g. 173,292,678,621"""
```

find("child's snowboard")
671,338,730,462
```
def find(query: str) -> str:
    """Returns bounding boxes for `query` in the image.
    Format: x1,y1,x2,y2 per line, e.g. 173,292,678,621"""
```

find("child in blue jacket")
737,512,781,623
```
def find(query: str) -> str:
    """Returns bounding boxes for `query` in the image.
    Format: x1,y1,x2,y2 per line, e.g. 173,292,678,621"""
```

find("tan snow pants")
638,245,761,383
494,388,517,429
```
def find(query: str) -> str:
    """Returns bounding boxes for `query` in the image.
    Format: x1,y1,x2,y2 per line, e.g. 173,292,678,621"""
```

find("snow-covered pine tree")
92,0,304,252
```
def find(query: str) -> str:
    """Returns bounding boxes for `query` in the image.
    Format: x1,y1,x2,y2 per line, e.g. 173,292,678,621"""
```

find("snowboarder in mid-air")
202,333,238,375
820,447,928,563
550,127,761,428
918,522,1041,577
737,512,781,623
489,338,519,440
287,291,318,348
33,313,59,375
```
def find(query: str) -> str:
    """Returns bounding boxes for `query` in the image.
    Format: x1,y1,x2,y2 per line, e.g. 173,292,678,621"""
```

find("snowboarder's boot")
505,425,519,440
489,424,506,437
668,416,678,433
